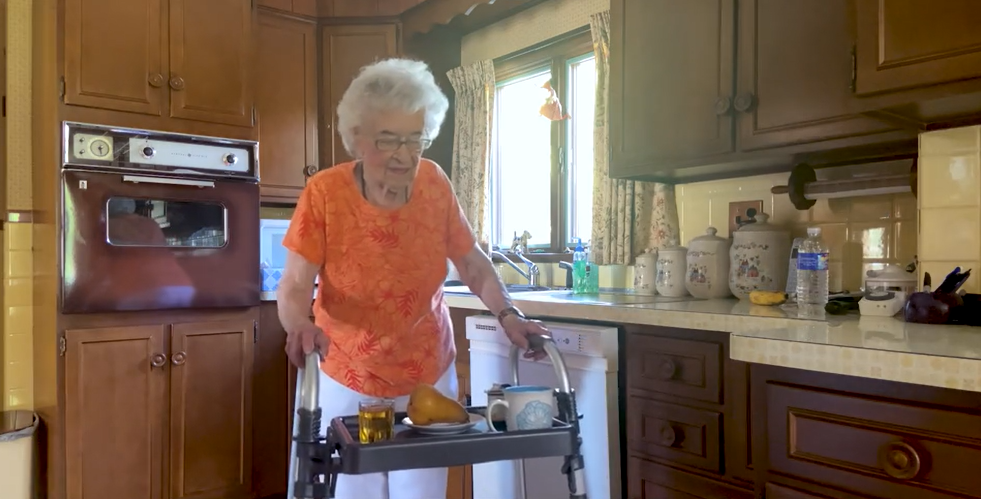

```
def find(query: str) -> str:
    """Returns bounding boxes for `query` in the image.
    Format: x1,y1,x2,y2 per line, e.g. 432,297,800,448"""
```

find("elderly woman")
278,58,548,499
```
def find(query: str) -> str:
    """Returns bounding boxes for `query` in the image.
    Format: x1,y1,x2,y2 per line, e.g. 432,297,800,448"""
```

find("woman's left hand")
500,315,550,360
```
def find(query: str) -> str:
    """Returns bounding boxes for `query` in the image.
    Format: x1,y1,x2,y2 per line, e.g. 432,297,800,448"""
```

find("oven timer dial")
140,146,156,159
223,153,238,166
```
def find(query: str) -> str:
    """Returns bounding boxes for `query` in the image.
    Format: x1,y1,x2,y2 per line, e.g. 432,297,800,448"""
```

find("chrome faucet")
490,249,540,287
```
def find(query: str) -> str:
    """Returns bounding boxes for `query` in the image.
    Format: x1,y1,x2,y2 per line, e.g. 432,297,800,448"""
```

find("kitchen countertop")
446,291,981,393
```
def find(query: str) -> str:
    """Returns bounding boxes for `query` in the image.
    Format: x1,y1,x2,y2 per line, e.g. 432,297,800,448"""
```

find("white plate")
402,413,484,435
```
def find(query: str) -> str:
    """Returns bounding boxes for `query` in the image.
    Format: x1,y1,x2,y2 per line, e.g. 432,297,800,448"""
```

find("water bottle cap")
807,227,821,237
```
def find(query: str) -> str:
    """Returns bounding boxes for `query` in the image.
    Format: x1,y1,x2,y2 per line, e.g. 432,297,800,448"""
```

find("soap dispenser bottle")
585,241,600,294
573,238,587,294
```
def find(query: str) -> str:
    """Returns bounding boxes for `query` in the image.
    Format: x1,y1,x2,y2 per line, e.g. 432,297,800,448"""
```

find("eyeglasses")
375,136,432,152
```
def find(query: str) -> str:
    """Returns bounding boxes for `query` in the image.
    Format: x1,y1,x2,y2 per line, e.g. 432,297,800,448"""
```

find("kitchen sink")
442,284,558,295
512,290,694,305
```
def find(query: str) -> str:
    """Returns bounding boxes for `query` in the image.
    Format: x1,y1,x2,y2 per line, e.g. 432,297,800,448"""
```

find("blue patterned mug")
486,385,554,432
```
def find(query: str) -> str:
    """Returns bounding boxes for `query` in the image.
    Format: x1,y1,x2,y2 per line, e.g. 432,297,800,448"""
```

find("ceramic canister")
686,227,732,299
633,251,658,296
655,245,689,297
728,213,791,300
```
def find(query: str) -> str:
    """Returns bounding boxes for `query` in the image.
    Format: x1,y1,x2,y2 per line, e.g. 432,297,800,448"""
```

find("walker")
287,333,588,499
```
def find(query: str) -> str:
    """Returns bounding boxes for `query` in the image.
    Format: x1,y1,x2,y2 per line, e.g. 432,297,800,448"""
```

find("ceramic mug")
486,385,554,432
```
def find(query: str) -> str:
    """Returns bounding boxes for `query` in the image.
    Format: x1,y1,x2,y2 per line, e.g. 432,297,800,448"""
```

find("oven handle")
122,175,215,188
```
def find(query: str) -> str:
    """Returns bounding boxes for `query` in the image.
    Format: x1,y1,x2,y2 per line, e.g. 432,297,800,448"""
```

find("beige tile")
894,221,918,265
814,223,847,261
3,278,32,308
810,198,850,224
893,194,918,220
6,388,32,410
847,222,893,260
919,207,980,262
848,196,895,222
4,305,33,336
5,249,32,278
5,223,31,251
919,154,980,209
920,125,980,156
3,361,31,394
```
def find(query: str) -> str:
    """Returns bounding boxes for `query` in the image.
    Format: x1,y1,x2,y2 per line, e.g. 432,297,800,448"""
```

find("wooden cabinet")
64,320,255,499
320,24,399,168
255,11,319,197
63,0,254,130
258,0,318,16
855,0,981,96
608,0,912,182
625,326,752,498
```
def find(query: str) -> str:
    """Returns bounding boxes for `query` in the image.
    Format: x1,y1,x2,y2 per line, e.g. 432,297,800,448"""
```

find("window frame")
490,27,595,254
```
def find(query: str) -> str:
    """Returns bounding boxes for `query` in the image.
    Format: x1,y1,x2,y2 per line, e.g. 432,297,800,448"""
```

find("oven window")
106,197,227,248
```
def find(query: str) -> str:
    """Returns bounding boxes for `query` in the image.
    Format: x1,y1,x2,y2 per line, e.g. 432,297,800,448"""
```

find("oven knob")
223,153,238,166
141,146,155,159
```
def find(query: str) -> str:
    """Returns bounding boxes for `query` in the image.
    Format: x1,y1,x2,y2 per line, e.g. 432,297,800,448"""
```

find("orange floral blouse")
282,160,476,398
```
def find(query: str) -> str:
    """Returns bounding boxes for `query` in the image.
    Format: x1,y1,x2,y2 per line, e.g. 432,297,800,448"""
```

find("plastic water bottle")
796,227,829,306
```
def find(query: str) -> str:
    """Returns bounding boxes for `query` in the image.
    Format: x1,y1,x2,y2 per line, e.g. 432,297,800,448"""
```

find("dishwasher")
467,315,622,499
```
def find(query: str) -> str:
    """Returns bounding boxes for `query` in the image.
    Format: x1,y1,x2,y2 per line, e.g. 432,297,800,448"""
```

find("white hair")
336,58,450,157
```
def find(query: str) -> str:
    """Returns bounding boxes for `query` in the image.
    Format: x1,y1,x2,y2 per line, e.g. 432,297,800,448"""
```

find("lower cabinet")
628,456,752,499
64,319,255,499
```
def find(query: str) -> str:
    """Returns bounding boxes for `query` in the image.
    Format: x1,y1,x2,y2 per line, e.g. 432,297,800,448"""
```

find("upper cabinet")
609,0,915,182
63,0,255,132
855,0,981,96
255,11,319,198
320,24,399,168
257,0,318,16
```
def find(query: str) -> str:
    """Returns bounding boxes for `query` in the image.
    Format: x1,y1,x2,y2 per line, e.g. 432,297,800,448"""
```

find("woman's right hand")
285,321,329,369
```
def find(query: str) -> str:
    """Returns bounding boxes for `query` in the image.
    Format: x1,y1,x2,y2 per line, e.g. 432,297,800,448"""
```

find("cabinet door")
169,0,255,127
321,24,399,167
609,0,735,177
735,0,897,151
63,0,167,115
256,12,318,192
856,0,981,95
169,320,255,499
64,325,168,499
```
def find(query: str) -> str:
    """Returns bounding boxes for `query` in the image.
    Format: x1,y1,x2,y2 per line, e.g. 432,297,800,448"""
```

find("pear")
407,383,469,425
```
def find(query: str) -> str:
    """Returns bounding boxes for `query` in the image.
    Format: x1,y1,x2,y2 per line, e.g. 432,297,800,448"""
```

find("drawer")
767,383,981,499
627,456,751,499
627,396,722,474
765,483,838,499
627,334,722,403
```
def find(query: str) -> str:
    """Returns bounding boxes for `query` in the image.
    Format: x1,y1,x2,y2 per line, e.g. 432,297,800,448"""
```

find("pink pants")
318,364,458,499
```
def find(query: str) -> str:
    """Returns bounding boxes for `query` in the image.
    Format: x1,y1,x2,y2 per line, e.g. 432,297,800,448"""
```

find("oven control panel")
62,121,258,180
127,138,251,174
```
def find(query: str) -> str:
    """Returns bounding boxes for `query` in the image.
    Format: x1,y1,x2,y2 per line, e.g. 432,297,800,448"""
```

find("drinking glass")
358,398,395,443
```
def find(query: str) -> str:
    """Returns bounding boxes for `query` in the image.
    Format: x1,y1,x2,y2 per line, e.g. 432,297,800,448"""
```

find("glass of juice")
358,398,395,444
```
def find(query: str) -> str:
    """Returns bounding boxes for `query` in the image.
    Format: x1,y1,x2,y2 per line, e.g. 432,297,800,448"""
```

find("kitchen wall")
460,0,608,65
918,125,981,294
3,0,34,411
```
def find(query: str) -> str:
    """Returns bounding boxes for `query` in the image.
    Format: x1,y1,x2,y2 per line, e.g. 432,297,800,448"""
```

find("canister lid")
733,213,786,233
658,245,688,256
690,227,727,243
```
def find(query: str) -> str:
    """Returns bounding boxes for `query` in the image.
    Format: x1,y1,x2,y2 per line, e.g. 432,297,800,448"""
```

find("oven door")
62,169,260,313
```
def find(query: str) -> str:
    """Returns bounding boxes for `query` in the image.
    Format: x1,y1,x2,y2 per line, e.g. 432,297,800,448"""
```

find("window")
489,30,597,252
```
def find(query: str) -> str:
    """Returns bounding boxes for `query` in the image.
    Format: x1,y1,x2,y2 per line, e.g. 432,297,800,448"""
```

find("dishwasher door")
470,341,618,499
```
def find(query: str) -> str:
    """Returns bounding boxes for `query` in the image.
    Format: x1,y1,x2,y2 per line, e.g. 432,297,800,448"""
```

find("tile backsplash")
918,125,981,293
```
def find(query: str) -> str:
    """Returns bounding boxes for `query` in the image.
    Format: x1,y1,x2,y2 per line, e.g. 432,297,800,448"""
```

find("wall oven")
61,122,260,313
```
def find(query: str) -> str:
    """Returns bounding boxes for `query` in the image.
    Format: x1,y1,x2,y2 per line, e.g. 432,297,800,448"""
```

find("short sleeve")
436,165,477,260
282,177,327,267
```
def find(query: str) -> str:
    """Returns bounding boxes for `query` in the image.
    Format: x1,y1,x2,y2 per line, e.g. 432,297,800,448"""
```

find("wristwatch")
497,306,526,324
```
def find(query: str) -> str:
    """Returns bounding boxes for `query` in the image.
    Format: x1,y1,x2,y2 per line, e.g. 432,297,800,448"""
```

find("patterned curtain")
589,10,680,265
447,60,496,245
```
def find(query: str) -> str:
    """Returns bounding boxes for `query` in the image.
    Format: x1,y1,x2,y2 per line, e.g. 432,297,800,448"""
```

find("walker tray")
327,407,576,475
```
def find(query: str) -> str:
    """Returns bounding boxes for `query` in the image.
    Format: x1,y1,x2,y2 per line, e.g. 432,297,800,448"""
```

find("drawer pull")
171,351,187,366
657,359,677,380
881,441,921,480
658,423,680,447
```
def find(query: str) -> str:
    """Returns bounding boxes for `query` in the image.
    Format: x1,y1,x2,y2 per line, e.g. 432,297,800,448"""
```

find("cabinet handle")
303,165,319,178
171,351,187,366
658,423,680,447
148,73,165,88
657,359,677,380
881,441,921,480
714,96,732,115
169,76,186,91
150,353,167,368
734,93,756,113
